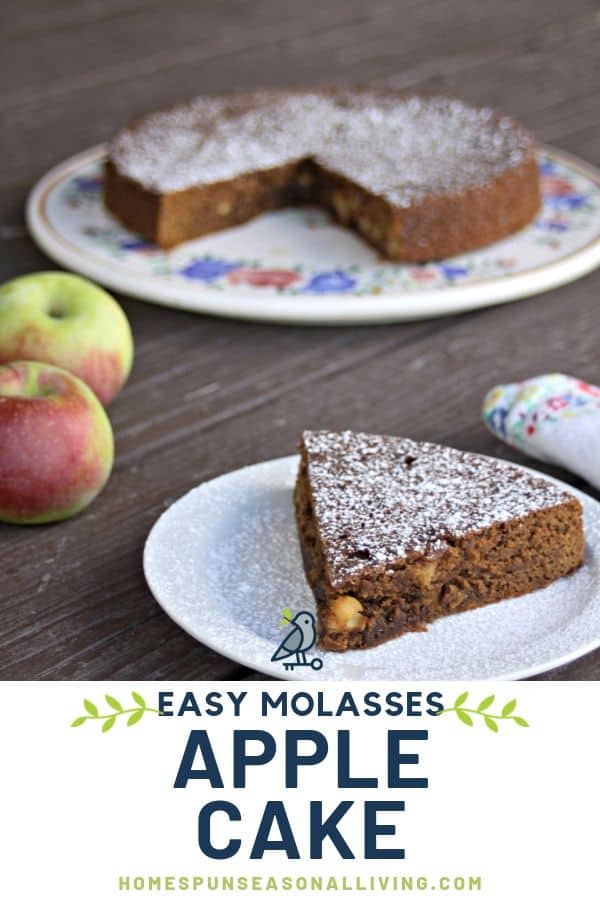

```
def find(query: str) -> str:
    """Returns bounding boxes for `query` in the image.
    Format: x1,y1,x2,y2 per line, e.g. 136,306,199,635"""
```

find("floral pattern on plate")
48,154,600,298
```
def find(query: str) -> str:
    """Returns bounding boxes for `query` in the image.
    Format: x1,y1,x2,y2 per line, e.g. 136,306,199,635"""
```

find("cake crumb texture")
294,430,584,651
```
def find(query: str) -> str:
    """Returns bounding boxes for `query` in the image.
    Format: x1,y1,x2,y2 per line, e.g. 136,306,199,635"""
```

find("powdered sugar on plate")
143,454,600,680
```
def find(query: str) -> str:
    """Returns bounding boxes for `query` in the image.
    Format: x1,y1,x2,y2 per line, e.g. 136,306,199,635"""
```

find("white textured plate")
143,455,600,680
27,145,600,325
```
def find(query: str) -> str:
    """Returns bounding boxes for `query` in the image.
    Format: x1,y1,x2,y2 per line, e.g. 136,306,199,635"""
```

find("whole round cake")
104,90,541,261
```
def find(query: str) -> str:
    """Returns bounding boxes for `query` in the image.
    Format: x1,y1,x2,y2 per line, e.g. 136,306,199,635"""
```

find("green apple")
0,272,134,405
0,361,114,524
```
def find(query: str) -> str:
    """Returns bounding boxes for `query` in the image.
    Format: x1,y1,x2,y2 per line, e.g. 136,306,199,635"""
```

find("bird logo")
271,609,323,672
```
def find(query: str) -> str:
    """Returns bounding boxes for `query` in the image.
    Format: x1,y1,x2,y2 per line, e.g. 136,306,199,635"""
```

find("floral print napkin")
483,373,600,490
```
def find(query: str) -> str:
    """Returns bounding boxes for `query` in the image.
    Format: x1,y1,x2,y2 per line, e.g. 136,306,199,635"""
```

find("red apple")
0,272,134,405
0,361,114,524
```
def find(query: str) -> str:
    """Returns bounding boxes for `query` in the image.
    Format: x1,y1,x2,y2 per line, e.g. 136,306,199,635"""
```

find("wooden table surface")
2,0,599,680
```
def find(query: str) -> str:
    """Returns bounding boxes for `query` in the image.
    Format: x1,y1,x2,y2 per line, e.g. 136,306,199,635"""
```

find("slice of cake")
104,90,540,261
294,430,584,651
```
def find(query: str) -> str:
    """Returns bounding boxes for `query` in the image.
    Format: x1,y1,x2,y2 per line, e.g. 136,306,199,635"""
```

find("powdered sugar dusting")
303,430,577,587
110,91,535,204
143,454,600,680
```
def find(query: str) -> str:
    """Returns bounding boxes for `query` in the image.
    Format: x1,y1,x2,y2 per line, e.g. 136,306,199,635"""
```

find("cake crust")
104,90,541,261
294,430,584,651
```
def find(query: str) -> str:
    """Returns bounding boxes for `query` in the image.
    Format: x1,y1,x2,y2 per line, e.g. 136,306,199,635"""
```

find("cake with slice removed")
294,430,584,651
104,89,540,261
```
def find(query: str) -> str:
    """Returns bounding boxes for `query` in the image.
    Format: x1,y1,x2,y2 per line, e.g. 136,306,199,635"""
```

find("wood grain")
1,0,599,679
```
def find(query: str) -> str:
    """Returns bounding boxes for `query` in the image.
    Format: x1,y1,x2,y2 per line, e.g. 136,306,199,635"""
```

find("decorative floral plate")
27,145,600,324
143,455,600,680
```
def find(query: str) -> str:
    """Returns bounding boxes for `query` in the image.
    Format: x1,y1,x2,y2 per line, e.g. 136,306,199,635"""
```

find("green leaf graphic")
105,695,123,712
279,607,293,628
127,709,144,727
477,695,495,712
439,694,530,733
70,694,161,733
